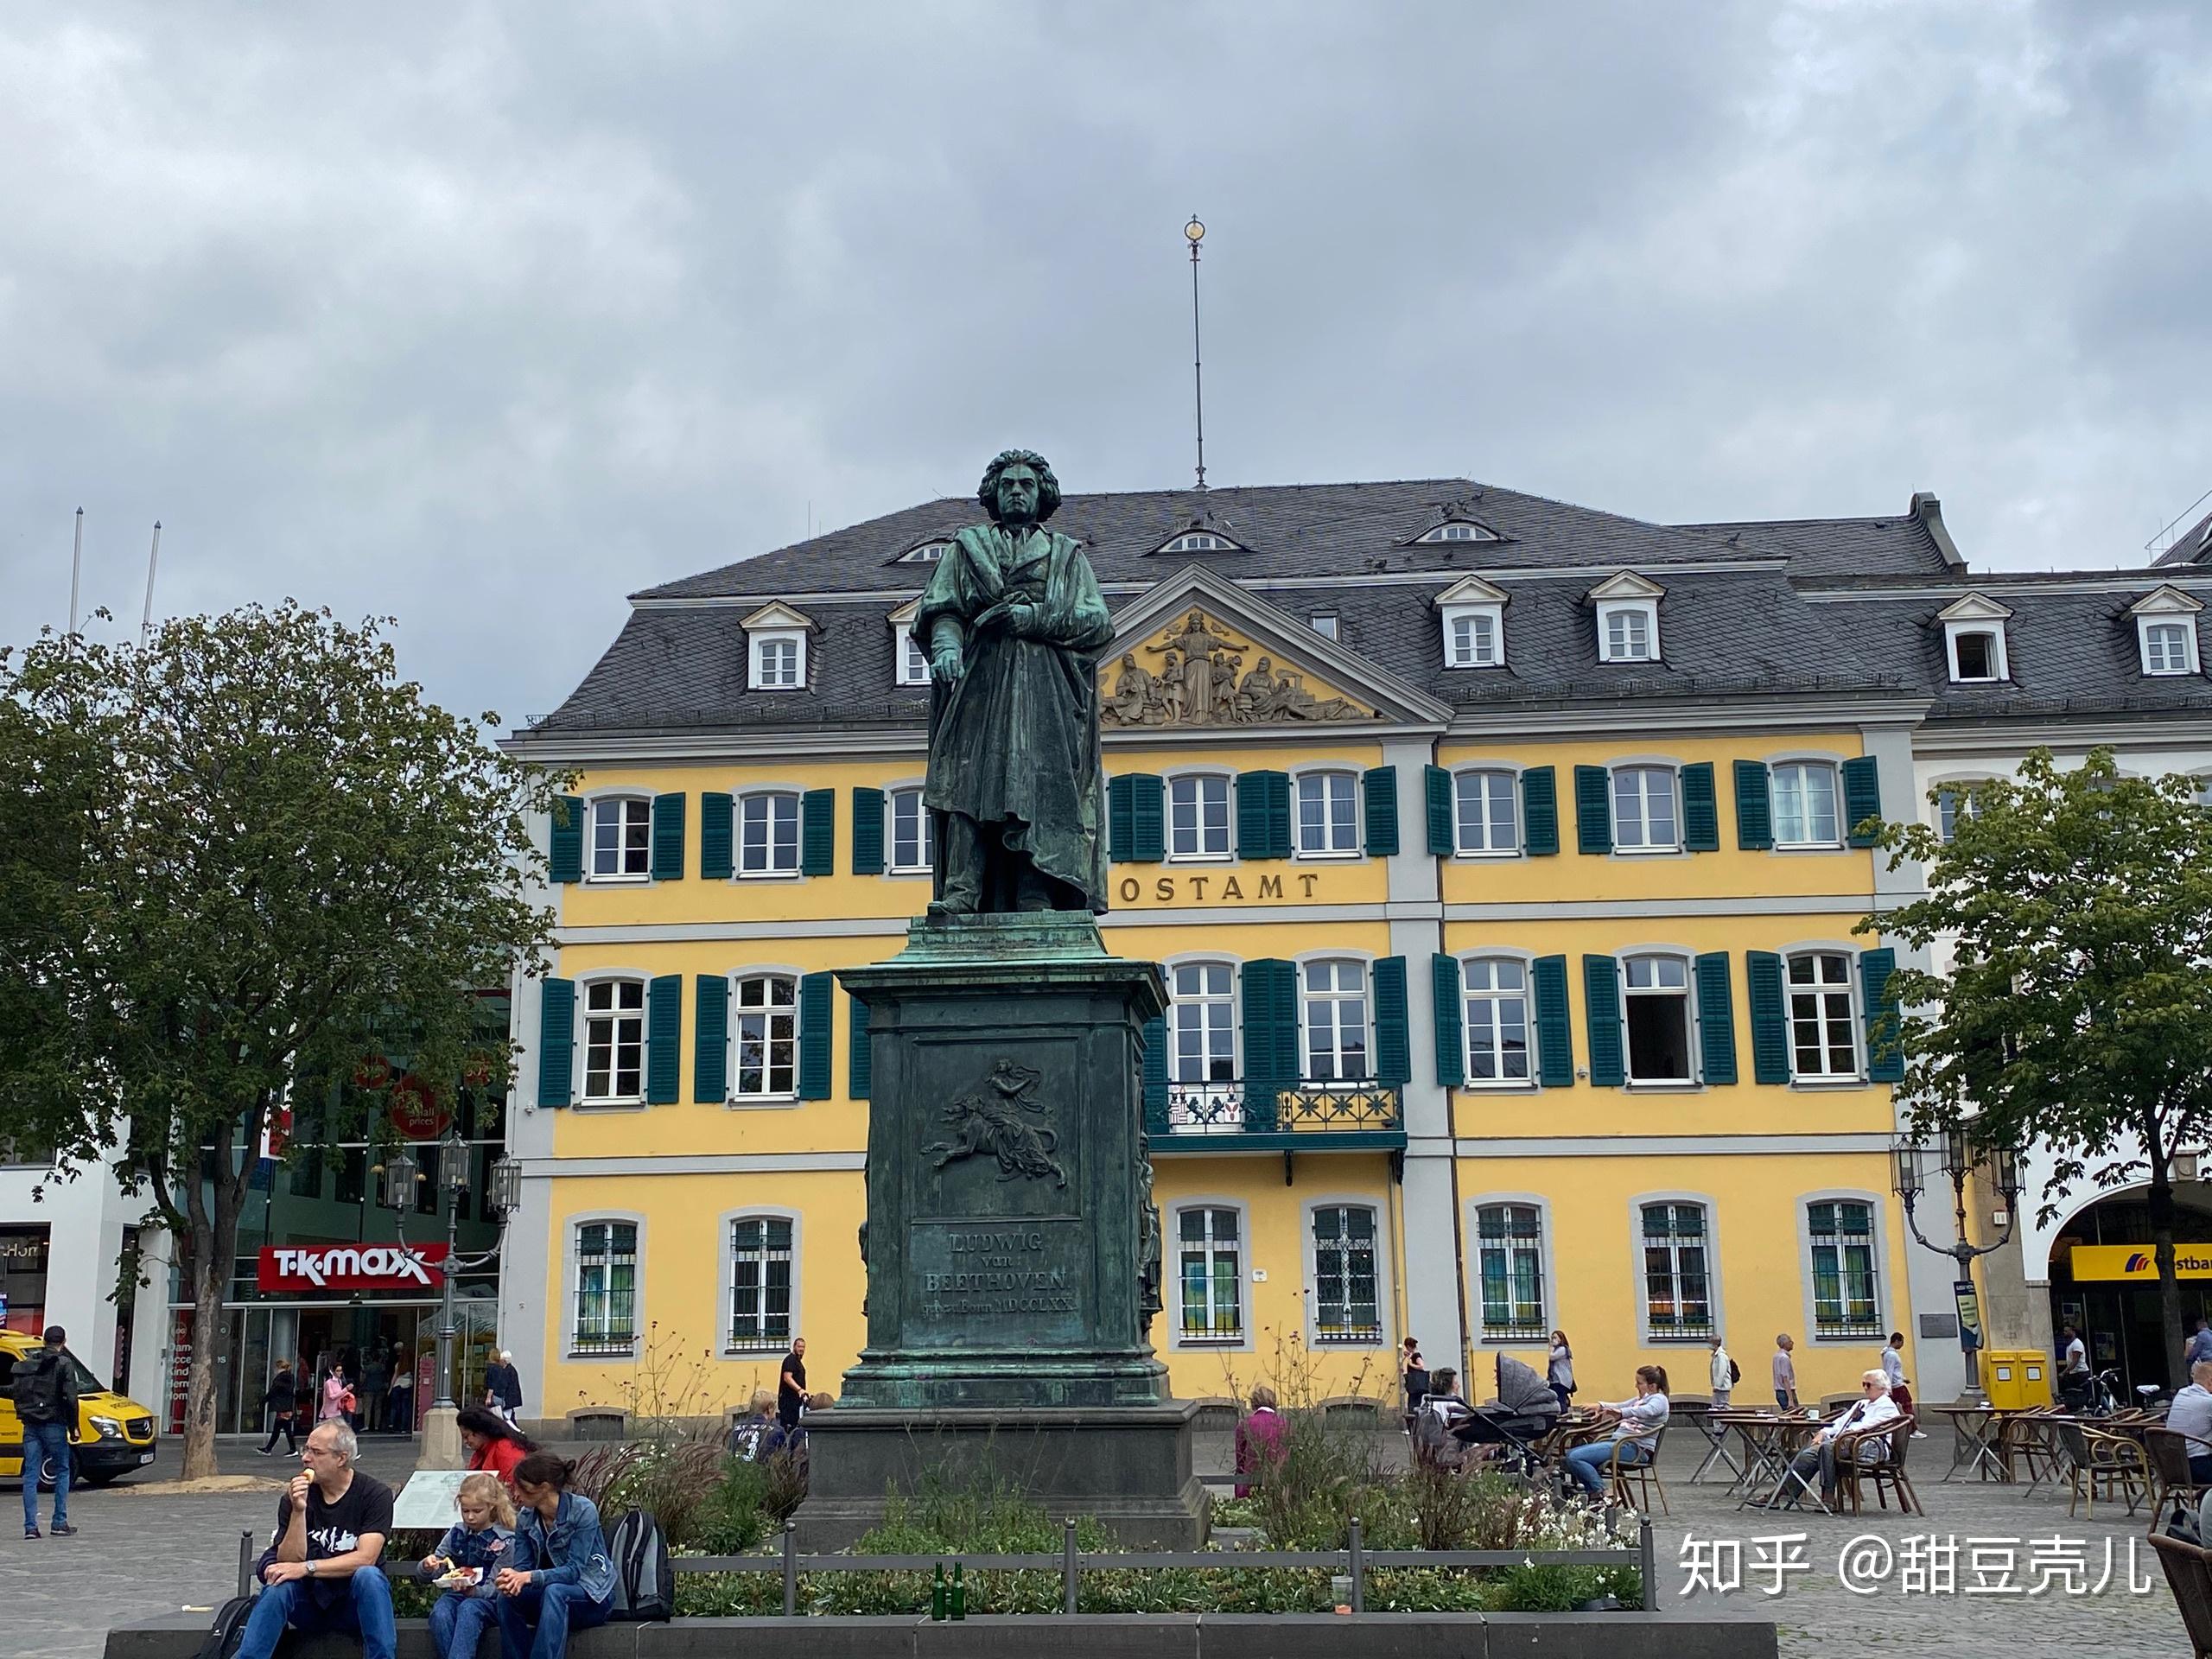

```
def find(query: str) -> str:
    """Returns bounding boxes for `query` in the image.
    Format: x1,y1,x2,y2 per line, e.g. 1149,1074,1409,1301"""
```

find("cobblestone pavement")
0,1432,2185,1657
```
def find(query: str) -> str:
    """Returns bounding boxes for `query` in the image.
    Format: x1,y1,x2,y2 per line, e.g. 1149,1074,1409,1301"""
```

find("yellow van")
0,1332,159,1489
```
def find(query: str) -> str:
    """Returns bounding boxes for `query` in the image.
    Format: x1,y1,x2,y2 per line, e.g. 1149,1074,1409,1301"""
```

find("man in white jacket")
1759,1370,1900,1509
1707,1337,1735,1408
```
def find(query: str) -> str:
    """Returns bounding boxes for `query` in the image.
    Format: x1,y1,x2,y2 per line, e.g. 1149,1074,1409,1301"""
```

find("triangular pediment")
886,597,920,626
1101,566,1448,732
2130,584,2204,617
740,601,814,632
1587,569,1666,602
1433,574,1510,607
1936,592,2013,623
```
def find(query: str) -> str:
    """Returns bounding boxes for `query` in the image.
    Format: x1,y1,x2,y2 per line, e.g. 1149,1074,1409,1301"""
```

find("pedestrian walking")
494,1452,616,1659
13,1325,79,1538
777,1338,808,1430
1880,1330,1922,1433
235,1421,397,1659
1233,1385,1287,1497
386,1346,414,1437
483,1350,524,1425
1547,1329,1575,1412
2186,1317,2212,1371
321,1360,354,1425
1401,1337,1429,1437
1771,1333,1798,1410
259,1359,301,1456
1707,1334,1736,1408
361,1349,391,1434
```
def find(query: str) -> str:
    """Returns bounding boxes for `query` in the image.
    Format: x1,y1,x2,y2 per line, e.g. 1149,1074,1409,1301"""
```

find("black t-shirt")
778,1351,807,1418
266,1472,396,1605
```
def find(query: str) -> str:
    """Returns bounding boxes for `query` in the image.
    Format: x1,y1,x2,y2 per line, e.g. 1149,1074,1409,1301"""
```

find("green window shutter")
651,792,686,881
645,975,683,1104
537,979,575,1107
1141,1012,1169,1128
1842,757,1884,848
700,792,734,880
1374,956,1411,1087
1109,774,1134,862
798,972,834,1099
1582,955,1624,1087
1423,766,1455,857
1694,951,1737,1085
549,797,584,884
1431,954,1465,1087
801,790,836,876
1681,763,1719,852
1733,760,1773,851
1242,959,1295,1129
1860,948,1904,1082
1129,773,1166,862
1236,770,1291,861
693,976,728,1103
851,786,885,875
1746,951,1789,1084
1573,766,1611,855
1532,956,1573,1088
848,994,872,1101
1521,766,1559,856
1363,766,1400,857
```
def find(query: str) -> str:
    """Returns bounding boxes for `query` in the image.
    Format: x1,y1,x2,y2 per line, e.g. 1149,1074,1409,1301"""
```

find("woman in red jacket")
455,1406,538,1490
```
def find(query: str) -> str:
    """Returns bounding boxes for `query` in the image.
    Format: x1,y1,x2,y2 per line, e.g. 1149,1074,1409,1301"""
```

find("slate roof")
1672,515,1955,582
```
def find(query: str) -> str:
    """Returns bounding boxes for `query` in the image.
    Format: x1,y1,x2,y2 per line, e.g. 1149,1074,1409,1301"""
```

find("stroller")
1448,1355,1563,1478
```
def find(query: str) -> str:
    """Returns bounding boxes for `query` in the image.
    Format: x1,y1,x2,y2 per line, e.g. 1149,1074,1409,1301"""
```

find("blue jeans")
20,1423,71,1530
496,1580,612,1659
1566,1437,1647,1496
236,1570,397,1659
430,1590,502,1658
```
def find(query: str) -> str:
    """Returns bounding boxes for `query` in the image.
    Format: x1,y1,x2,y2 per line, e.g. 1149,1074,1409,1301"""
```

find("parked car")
0,1331,159,1489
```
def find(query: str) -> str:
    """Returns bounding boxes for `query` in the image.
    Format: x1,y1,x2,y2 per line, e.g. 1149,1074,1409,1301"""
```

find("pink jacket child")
1234,1391,1288,1498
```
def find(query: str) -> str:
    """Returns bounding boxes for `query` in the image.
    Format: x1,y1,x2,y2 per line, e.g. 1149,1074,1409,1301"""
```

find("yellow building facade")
501,479,1942,1424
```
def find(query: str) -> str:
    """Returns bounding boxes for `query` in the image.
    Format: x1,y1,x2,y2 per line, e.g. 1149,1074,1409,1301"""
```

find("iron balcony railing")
1147,1079,1402,1142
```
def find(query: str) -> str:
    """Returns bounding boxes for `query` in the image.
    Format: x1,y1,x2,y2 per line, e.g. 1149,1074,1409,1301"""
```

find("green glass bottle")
931,1563,946,1620
950,1560,967,1620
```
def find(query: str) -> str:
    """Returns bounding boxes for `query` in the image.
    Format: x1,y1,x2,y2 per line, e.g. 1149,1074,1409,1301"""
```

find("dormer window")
1434,574,1508,671
1951,632,1998,680
1589,571,1664,664
1937,593,2012,684
887,600,930,687
1309,613,1339,641
742,602,812,691
2131,587,2203,677
898,542,950,563
1160,532,1232,554
1416,520,1498,544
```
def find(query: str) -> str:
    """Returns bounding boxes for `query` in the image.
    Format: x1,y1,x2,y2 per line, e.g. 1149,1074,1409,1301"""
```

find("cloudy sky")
3,2,2208,726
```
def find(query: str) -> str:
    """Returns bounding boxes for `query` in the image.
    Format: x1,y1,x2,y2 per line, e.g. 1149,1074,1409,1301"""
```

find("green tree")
1862,747,2212,1385
0,605,565,1477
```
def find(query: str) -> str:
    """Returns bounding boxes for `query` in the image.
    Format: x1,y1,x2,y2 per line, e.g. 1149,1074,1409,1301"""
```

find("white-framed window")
1947,628,2002,683
1806,1199,1882,1339
2195,775,2212,812
1309,613,1339,640
1294,771,1359,857
897,542,949,563
726,1214,794,1351
1301,958,1370,1082
1418,521,1495,543
738,791,801,876
1160,531,1232,554
1442,607,1503,668
1621,954,1694,1084
2142,620,2198,675
572,1219,639,1354
1473,1202,1546,1339
732,974,798,1099
893,624,931,686
1639,1201,1713,1338
1310,1205,1382,1344
1934,782,1985,842
1462,957,1531,1084
1166,773,1231,861
1770,761,1841,848
1787,952,1858,1080
1611,766,1680,852
1176,1206,1243,1343
1599,601,1658,663
582,979,646,1103
888,786,933,873
588,797,652,881
749,632,804,690
1453,769,1518,855
1169,961,1238,1087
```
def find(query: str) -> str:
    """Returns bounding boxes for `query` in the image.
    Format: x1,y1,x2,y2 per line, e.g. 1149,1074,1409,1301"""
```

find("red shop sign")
386,1073,450,1141
257,1243,448,1294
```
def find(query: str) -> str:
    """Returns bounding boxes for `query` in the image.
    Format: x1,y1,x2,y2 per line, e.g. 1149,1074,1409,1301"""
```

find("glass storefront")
0,1224,50,1335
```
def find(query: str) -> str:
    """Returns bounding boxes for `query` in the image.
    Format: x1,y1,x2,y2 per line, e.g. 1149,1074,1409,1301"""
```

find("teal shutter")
1694,951,1737,1085
549,797,583,884
1141,1012,1168,1128
1582,955,1624,1086
1431,954,1465,1087
1236,770,1291,860
1842,757,1884,848
1374,957,1410,1087
537,979,575,1107
1521,766,1559,856
1109,775,1134,862
847,994,871,1101
1242,960,1297,1129
798,972,834,1099
801,790,836,876
1747,951,1789,1084
1363,766,1400,857
851,786,885,875
1532,956,1573,1088
651,791,686,881
1129,773,1166,862
700,791,734,880
1423,766,1454,856
1574,766,1611,855
645,975,682,1104
1733,761,1773,851
1860,948,1904,1082
693,976,728,1103
1681,763,1719,852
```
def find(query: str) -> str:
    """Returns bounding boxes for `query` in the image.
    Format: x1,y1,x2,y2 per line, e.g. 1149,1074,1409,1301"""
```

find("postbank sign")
2069,1243,2212,1282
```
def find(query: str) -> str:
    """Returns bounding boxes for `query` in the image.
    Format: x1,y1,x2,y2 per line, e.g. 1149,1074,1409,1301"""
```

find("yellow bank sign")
2070,1244,2212,1281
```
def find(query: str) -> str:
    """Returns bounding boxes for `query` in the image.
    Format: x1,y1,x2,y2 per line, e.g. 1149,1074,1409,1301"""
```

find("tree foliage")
0,604,566,1473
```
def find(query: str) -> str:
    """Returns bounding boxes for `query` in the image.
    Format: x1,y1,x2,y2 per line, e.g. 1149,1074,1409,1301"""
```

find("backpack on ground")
606,1508,674,1622
193,1594,256,1659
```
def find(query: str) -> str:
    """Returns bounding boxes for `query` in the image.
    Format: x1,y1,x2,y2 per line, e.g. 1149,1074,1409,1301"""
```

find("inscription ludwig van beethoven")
923,1058,1066,1187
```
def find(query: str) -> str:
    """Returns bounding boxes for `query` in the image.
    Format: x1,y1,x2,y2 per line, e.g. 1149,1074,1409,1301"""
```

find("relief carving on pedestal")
1101,608,1372,728
923,1058,1068,1188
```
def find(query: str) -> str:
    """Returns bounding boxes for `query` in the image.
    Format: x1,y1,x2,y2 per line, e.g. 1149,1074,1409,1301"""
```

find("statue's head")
977,448,1062,526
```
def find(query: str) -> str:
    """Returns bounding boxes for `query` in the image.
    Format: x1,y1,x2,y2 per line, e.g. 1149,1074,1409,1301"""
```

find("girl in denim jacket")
421,1472,515,1658
493,1452,615,1658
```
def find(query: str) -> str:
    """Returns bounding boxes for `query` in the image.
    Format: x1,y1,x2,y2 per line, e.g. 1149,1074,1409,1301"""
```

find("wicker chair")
2146,1427,2212,1526
2148,1533,2212,1659
1998,1407,2066,1486
2058,1420,2153,1518
1833,1414,1923,1516
1605,1425,1669,1516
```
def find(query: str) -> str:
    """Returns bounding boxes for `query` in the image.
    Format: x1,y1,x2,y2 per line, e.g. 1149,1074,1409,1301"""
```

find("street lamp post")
385,1132,521,1469
1891,1130,2024,1403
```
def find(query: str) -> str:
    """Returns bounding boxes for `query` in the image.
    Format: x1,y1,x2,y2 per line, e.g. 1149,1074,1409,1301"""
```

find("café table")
1931,1400,2009,1482
1686,1402,1745,1485
1719,1410,1833,1511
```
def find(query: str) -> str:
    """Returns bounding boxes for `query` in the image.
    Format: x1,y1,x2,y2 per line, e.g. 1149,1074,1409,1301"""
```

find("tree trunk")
178,1166,248,1482
2149,1173,2186,1391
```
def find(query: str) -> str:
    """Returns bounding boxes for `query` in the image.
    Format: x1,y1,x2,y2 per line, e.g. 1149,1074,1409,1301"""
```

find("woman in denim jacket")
492,1452,615,1658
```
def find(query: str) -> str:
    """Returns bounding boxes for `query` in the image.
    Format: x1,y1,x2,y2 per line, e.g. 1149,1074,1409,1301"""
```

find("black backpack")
10,1353,65,1423
192,1595,255,1659
1728,1358,1741,1386
606,1508,673,1622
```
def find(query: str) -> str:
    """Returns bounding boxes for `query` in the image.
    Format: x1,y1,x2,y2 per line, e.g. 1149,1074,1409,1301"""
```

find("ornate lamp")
382,1146,418,1211
486,1154,521,1217
1891,1127,2024,1402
